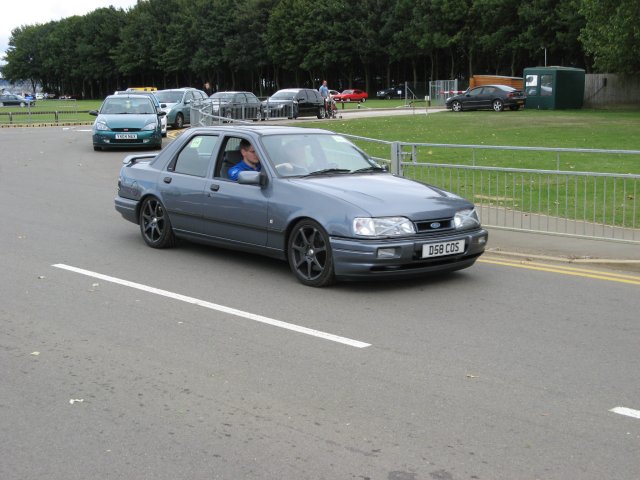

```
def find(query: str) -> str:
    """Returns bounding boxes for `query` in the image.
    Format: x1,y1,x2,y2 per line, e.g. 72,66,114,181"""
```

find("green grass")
302,109,640,228
0,99,101,125
305,109,640,174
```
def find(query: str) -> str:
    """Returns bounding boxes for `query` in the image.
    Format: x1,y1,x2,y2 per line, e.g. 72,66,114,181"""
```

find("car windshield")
101,98,155,114
155,91,183,103
270,91,296,100
261,134,383,178
211,93,234,101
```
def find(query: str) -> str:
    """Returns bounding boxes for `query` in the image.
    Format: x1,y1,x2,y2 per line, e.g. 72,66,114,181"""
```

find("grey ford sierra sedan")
115,125,488,287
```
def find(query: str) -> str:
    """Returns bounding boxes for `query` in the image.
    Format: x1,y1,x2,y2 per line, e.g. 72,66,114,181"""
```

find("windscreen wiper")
350,166,386,174
303,168,351,177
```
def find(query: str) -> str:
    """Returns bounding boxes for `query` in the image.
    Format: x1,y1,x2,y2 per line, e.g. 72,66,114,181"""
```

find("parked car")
445,84,526,112
261,88,326,119
155,88,208,128
333,89,368,102
376,85,407,99
0,94,35,107
115,90,167,137
89,94,165,151
208,91,262,120
114,125,487,287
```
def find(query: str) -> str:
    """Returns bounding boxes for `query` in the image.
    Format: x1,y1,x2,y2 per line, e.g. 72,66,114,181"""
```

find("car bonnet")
287,174,471,219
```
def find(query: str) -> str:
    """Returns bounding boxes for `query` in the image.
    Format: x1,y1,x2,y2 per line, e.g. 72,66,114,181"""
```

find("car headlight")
142,122,157,131
353,217,416,237
454,208,480,229
95,121,109,131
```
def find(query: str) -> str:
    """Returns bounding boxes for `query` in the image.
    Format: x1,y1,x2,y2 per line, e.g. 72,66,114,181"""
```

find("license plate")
422,239,465,258
115,133,137,139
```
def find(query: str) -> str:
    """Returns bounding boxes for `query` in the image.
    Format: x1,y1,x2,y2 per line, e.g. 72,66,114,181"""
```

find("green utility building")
523,67,585,109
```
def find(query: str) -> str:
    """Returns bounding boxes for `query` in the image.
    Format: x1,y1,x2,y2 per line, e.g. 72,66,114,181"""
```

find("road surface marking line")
52,263,371,349
478,259,640,286
610,407,640,420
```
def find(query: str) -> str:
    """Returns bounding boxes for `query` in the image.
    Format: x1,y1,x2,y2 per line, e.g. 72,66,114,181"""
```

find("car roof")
480,84,516,91
157,87,199,92
104,94,154,100
186,125,334,138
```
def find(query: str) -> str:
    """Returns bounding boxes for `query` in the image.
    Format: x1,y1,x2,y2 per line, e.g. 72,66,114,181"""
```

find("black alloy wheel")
287,220,335,287
139,197,175,248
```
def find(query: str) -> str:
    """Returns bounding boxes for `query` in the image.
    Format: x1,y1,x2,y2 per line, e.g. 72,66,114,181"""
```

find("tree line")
1,0,638,99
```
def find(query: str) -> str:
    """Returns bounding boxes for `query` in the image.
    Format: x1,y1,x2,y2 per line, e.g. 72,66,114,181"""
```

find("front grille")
414,218,454,233
112,127,142,132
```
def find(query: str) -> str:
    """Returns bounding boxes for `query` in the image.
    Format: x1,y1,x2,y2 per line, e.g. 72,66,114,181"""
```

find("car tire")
452,100,463,112
287,219,335,287
385,95,391,100
361,98,366,103
139,196,176,249
93,146,102,151
317,107,326,119
20,102,26,107
492,99,504,112
175,113,184,129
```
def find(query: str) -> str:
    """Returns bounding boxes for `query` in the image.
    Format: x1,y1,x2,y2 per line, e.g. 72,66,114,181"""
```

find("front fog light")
377,247,398,259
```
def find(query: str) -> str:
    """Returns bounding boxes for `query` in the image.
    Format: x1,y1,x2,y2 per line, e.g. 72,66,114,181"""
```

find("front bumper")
330,229,488,280
93,130,161,148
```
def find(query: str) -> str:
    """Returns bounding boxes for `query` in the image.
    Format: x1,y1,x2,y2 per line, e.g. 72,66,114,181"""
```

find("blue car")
89,94,166,151
155,88,208,129
115,126,487,286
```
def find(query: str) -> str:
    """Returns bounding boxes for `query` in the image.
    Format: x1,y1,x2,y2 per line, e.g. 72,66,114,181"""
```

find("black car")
376,85,407,99
445,84,526,112
208,91,262,120
262,88,326,119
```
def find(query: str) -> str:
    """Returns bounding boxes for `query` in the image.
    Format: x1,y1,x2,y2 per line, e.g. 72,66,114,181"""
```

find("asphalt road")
1,126,639,480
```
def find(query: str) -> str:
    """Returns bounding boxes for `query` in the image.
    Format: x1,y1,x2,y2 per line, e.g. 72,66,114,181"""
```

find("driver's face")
241,145,260,167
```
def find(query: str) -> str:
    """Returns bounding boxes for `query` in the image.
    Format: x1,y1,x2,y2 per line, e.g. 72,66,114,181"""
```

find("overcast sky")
1,0,139,65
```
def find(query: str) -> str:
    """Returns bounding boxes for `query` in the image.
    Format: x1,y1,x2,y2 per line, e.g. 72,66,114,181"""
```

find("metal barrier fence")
192,99,261,125
0,99,80,124
344,135,640,244
191,99,297,126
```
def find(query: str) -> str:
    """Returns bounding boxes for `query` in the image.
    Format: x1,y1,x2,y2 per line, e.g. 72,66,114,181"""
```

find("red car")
333,89,368,102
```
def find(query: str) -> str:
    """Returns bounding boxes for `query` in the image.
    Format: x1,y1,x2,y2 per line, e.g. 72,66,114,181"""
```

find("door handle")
163,177,172,184
210,184,220,192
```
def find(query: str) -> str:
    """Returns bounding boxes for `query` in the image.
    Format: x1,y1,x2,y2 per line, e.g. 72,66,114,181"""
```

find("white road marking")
610,407,640,420
52,264,371,349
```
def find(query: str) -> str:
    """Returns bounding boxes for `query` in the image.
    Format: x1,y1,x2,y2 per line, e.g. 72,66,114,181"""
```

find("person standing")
319,80,330,116
319,80,329,99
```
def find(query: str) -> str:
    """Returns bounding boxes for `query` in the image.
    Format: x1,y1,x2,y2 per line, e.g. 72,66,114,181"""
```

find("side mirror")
160,103,167,108
238,170,262,186
158,111,166,117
